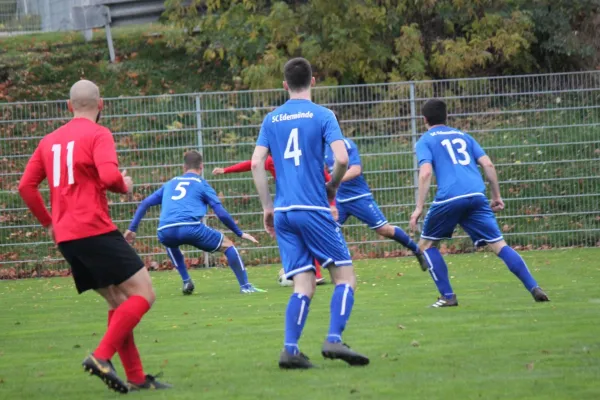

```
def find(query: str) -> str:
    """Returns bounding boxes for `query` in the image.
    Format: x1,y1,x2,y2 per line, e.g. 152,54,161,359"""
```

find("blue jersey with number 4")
256,99,344,212
151,172,221,230
415,125,487,202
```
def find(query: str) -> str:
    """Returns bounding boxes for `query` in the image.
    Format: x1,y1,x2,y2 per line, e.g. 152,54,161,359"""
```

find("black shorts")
58,230,144,294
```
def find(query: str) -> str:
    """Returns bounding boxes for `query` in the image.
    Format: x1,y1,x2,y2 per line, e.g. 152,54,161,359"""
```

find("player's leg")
420,201,463,307
57,236,131,393
218,236,249,292
100,285,172,390
158,229,194,295
275,212,315,369
346,197,425,268
81,232,160,389
460,197,549,302
165,246,194,295
296,210,369,366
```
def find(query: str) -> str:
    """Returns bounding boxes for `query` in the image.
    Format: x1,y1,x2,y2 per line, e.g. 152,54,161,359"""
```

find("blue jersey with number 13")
415,125,487,202
256,99,344,212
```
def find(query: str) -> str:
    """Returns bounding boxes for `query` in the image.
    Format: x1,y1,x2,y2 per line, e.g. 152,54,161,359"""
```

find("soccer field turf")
1,248,599,400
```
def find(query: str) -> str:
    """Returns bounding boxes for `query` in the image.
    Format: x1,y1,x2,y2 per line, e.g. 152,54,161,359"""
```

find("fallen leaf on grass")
161,359,168,368
397,324,406,330
411,340,420,347
381,353,388,358
526,362,534,370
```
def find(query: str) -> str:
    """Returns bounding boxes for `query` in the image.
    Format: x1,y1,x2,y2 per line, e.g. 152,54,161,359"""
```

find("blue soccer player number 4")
284,128,302,166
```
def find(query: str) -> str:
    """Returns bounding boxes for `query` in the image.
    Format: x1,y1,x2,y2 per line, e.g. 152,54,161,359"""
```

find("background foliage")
163,0,600,89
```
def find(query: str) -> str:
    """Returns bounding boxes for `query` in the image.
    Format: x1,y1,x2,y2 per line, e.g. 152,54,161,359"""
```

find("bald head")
69,80,101,112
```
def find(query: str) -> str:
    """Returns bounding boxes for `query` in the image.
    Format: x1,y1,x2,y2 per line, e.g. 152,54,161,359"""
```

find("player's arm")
340,141,362,182
251,146,273,205
327,140,349,193
477,155,504,212
322,168,337,211
92,129,131,194
410,139,433,230
124,186,164,243
204,183,258,243
18,146,53,229
212,160,252,175
470,135,504,212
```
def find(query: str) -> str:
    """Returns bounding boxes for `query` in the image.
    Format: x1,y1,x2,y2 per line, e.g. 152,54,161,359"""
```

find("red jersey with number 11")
19,118,128,244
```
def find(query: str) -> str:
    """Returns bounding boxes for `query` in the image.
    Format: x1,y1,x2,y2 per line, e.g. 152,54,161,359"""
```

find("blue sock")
284,293,311,355
392,226,419,253
498,246,538,292
327,284,355,343
224,246,249,287
166,247,190,282
424,248,454,299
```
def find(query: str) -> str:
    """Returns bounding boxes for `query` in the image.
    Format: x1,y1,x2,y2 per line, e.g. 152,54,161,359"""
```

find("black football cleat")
415,251,429,272
531,287,550,302
182,280,195,295
430,295,458,308
128,373,172,391
278,350,315,369
82,354,129,394
321,341,370,366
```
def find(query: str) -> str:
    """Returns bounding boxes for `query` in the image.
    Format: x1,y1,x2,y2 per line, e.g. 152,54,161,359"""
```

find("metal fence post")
195,94,210,268
409,82,419,206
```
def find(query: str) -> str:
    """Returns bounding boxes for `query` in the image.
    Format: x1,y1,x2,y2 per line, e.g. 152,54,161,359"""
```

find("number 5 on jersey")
284,128,302,166
171,181,190,200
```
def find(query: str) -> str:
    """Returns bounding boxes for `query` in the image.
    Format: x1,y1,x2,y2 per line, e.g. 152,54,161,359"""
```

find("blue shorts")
421,195,503,247
157,223,224,253
337,195,387,229
275,210,352,279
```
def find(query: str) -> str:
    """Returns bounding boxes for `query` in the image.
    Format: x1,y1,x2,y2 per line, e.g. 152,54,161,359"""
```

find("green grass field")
1,248,599,399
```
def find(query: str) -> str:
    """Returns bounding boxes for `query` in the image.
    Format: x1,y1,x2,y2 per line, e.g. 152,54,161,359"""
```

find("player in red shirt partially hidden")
18,80,170,393
213,156,336,285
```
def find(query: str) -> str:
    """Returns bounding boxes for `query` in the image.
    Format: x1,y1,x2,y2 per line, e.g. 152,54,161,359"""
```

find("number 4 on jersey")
284,128,302,166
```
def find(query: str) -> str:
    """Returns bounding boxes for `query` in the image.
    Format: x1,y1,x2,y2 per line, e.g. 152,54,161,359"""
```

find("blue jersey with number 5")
256,99,344,212
415,125,487,202
152,172,221,229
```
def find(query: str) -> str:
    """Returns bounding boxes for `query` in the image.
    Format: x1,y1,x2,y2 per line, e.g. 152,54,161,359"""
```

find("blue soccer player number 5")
441,138,471,165
284,128,302,166
171,181,190,200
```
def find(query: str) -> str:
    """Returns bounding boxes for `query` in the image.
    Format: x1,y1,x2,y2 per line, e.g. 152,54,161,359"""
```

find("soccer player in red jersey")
18,80,170,393
212,156,336,285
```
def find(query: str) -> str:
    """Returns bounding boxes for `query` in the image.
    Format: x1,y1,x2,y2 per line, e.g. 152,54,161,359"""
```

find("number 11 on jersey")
284,128,302,166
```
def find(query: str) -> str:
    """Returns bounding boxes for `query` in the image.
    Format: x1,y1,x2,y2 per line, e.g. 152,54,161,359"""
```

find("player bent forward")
124,151,264,295
410,99,549,307
252,57,369,369
18,80,170,393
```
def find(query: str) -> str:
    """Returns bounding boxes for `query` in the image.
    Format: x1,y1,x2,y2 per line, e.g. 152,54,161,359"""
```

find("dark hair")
284,57,312,91
422,99,447,126
184,150,203,170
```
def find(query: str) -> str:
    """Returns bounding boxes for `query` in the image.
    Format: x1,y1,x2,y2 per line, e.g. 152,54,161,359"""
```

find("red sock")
315,260,322,279
95,296,150,361
107,309,146,384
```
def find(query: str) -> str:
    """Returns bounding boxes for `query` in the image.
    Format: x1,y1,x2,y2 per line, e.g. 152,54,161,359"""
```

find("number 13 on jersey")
284,128,302,166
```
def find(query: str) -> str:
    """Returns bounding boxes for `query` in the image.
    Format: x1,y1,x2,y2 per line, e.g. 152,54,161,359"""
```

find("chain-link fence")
1,71,599,274
0,0,94,34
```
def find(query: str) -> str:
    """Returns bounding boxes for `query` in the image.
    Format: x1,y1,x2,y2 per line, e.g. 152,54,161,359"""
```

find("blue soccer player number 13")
284,128,302,166
441,138,471,165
